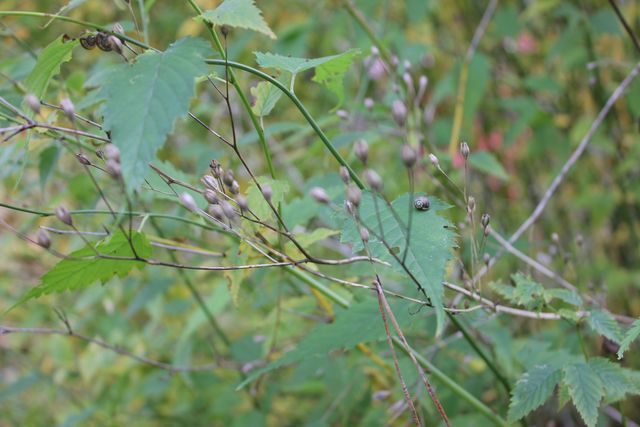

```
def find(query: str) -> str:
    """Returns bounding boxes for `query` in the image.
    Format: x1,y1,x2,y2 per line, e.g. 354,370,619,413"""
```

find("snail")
414,196,430,211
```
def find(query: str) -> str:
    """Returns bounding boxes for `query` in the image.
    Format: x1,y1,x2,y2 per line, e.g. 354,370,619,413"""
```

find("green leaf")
544,288,582,307
199,0,276,39
562,362,603,427
38,145,61,189
508,364,562,422
24,36,78,100
491,273,545,309
15,231,151,306
250,74,291,117
245,177,290,220
588,358,640,402
617,318,640,359
468,151,509,181
98,37,210,192
587,309,622,343
338,192,456,336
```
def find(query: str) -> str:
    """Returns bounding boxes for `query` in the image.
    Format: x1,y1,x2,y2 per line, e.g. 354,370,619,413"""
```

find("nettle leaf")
544,288,582,307
491,273,546,309
255,50,360,109
588,358,640,403
199,0,276,39
562,362,603,427
587,309,622,343
236,297,413,389
617,318,640,359
24,35,78,99
15,231,151,305
98,37,210,192
338,192,456,336
508,364,562,422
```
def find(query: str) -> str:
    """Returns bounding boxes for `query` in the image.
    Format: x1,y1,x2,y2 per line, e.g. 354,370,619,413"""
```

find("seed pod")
359,227,369,243
180,193,198,212
60,98,75,121
96,149,105,160
416,75,428,101
75,153,91,166
403,72,414,94
346,185,362,207
236,195,248,211
112,22,125,34
208,204,225,221
460,141,470,160
344,200,355,216
401,144,416,168
220,200,236,220
310,187,330,204
339,166,351,184
484,225,490,237
414,196,430,211
222,170,235,187
262,184,272,203
204,189,219,205
202,175,219,191
354,139,369,164
336,109,349,119
210,160,222,178
106,159,121,179
55,205,73,226
104,144,120,163
364,98,374,110
481,213,490,229
364,169,383,191
428,153,439,168
36,229,51,249
391,100,407,126
467,196,476,213
230,180,240,195
25,94,40,114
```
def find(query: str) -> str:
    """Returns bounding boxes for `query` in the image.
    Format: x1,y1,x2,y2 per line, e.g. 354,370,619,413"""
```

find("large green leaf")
24,36,78,100
508,364,562,422
98,37,210,192
586,309,622,343
562,362,603,427
250,74,291,117
15,231,151,305
199,0,276,39
617,318,640,359
338,192,456,336
588,358,640,403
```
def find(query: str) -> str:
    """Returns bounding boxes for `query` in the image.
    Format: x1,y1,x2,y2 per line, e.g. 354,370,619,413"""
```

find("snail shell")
414,196,430,211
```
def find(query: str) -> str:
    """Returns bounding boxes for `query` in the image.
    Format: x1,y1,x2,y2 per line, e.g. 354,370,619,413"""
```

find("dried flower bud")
423,155,436,170
55,205,73,226
230,180,240,195
339,166,351,184
336,109,349,120
220,25,230,36
106,159,121,179
208,204,225,221
104,144,120,163
220,200,236,219
36,229,51,249
401,144,416,168
370,46,379,56
310,187,330,204
414,196,430,211
467,196,476,213
359,227,369,243
417,75,428,101
25,94,40,114
111,22,125,34
403,59,411,70
484,225,491,237
344,200,355,216
75,153,91,166
180,193,198,212
391,55,399,68
483,253,491,265
481,213,490,229
354,139,369,164
202,175,218,191
210,160,222,178
364,98,374,110
204,189,218,204
222,170,235,187
96,149,105,160
60,98,75,121
460,141,470,160
364,169,383,191
391,100,407,126
262,184,272,203
403,72,414,96
346,185,362,207
236,195,248,211
551,232,560,244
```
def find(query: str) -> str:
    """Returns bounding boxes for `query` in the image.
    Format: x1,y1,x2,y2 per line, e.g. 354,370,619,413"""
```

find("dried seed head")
202,175,219,191
414,196,430,211
25,94,40,114
220,200,236,220
354,139,369,164
111,22,125,34
460,141,470,160
428,153,439,168
262,184,272,203
481,213,490,229
204,189,218,205
359,227,369,243
346,185,362,207
339,166,351,184
222,170,235,187
36,229,51,249
467,196,476,213
364,169,383,191
106,159,121,179
236,195,248,211
180,192,198,212
210,160,222,178
483,253,491,266
230,180,240,195
401,144,417,168
208,204,225,221
60,98,75,121
75,153,91,166
391,100,408,126
310,187,331,204
55,205,73,226
364,98,374,110
104,144,120,163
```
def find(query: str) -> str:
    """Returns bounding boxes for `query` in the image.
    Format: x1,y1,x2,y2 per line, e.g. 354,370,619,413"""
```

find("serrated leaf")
338,192,456,336
199,0,276,39
24,36,78,100
250,74,291,117
588,358,639,403
98,37,210,192
468,151,509,181
14,231,151,306
492,273,546,309
508,364,562,422
544,288,582,307
563,362,603,427
246,177,290,220
557,382,571,409
617,318,640,359
587,309,622,343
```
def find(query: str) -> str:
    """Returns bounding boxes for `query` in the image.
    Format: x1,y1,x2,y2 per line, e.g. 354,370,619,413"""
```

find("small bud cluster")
103,144,121,179
481,213,491,237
